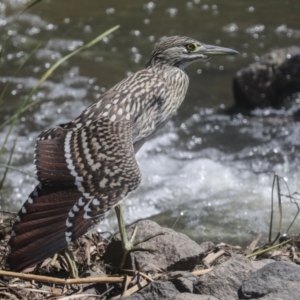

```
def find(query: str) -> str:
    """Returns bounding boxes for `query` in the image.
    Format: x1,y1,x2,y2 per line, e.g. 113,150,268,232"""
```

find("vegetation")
0,0,119,194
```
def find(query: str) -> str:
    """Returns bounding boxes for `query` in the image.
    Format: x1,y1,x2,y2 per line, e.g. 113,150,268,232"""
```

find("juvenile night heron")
8,36,238,272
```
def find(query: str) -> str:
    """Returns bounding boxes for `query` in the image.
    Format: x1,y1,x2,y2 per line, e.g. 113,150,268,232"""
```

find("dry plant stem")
50,253,58,266
203,250,225,267
122,275,131,296
269,174,283,245
61,249,78,278
245,232,263,255
246,238,293,259
59,294,104,300
138,271,154,282
0,270,125,285
0,291,18,300
269,174,276,243
114,273,159,299
192,268,213,276
122,279,148,298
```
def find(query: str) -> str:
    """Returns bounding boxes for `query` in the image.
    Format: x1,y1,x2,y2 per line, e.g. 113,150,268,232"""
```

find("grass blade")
0,40,5,70
0,25,119,132
0,163,35,178
0,139,17,190
18,0,43,17
0,44,41,107
0,24,119,168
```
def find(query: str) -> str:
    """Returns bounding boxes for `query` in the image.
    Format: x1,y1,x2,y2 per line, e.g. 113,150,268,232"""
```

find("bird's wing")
8,116,141,271
8,69,168,271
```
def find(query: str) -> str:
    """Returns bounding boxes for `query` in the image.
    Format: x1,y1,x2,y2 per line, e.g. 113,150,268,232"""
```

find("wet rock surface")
233,46,300,109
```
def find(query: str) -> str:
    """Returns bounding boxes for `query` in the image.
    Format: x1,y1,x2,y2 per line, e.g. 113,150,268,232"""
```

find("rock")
233,46,300,109
193,254,253,300
126,281,179,300
104,220,214,273
67,270,108,298
174,293,219,300
239,261,300,300
169,271,198,293
250,259,275,270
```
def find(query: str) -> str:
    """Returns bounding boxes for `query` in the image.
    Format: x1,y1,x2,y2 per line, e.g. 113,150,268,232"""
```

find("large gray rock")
65,270,108,299
239,262,300,300
170,271,198,293
194,255,253,300
233,46,300,109
250,259,275,270
104,220,214,273
126,281,179,300
174,294,219,300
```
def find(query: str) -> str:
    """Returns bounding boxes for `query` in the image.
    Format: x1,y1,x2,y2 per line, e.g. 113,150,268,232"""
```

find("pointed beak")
200,44,239,56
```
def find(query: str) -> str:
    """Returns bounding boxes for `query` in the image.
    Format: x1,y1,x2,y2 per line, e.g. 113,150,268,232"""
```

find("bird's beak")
200,44,239,56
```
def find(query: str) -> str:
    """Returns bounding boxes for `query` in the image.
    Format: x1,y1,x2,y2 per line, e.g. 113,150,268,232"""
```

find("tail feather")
10,220,68,249
8,230,68,271
8,186,83,271
13,212,70,233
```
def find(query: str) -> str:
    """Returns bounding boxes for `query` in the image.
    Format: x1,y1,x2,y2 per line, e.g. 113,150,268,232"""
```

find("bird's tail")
7,184,85,271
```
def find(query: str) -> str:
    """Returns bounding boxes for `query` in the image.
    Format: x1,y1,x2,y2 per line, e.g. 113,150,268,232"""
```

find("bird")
8,36,238,272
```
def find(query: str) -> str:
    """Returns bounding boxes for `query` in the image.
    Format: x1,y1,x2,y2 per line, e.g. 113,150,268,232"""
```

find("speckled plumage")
8,36,238,271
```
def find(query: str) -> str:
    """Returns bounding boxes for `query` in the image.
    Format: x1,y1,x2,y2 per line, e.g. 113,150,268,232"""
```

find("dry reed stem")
245,232,263,255
203,250,225,267
192,268,213,276
0,270,125,285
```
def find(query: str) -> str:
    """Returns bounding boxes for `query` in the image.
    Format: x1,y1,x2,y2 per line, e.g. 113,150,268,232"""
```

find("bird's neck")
148,63,189,104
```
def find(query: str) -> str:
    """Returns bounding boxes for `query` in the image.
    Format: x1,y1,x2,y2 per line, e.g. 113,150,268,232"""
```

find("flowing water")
1,0,300,246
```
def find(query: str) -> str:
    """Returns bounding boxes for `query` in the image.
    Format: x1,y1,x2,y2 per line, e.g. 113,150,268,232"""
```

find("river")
0,0,299,246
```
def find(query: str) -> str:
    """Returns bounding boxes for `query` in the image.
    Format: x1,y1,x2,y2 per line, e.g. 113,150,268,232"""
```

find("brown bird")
8,36,238,272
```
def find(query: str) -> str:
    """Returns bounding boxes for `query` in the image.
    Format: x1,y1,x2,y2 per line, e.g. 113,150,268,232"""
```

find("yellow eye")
186,43,197,51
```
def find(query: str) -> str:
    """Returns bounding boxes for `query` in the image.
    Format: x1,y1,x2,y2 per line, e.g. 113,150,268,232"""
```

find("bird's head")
146,36,239,69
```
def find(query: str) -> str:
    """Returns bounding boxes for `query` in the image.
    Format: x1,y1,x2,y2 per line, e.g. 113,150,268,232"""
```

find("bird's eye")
186,43,197,51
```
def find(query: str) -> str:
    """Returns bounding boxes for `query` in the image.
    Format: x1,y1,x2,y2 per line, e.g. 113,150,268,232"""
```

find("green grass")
0,1,119,194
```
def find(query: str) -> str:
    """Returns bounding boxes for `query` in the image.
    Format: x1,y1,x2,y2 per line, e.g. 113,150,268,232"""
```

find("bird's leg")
60,249,78,278
115,202,164,268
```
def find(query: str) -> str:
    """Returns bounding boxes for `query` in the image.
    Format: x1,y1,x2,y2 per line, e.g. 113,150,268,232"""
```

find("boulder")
104,220,214,273
126,281,179,300
233,46,300,109
193,255,253,300
239,261,300,300
169,271,198,293
174,293,219,300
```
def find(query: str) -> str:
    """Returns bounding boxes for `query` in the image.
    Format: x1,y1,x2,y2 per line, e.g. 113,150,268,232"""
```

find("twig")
12,287,59,295
0,291,19,300
244,233,263,255
0,270,125,285
191,268,213,276
59,294,104,300
0,278,24,299
122,279,148,297
276,175,283,238
122,275,131,297
269,174,276,243
203,250,225,267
